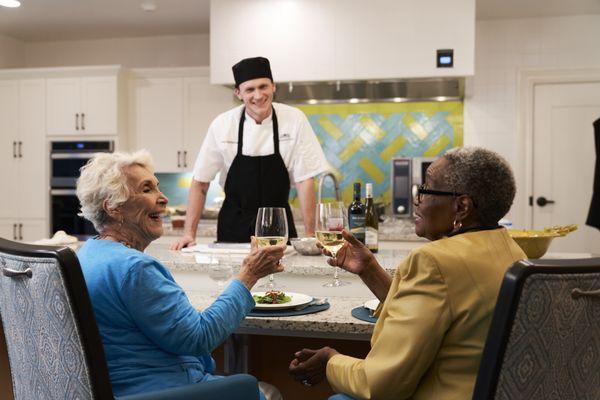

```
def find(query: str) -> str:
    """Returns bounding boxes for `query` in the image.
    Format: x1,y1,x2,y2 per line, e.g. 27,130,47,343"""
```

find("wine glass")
316,201,350,287
207,254,234,295
255,207,288,289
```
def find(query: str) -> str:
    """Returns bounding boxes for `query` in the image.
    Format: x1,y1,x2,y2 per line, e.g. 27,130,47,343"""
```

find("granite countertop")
146,242,417,276
146,242,414,339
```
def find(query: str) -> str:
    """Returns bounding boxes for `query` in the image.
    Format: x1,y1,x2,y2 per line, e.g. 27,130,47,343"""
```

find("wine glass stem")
334,266,339,280
269,274,274,283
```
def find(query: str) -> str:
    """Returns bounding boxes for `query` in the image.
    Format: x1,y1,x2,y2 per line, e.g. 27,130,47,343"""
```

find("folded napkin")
183,243,295,256
32,231,78,249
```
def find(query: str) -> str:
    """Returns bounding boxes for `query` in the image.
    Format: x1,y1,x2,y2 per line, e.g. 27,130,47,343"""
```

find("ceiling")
0,0,599,42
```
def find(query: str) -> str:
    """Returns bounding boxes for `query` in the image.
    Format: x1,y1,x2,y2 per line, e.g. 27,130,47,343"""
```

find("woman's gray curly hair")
442,146,516,226
76,149,155,232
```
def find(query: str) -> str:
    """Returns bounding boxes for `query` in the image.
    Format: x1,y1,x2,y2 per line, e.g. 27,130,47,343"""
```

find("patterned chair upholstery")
473,258,600,400
0,238,259,400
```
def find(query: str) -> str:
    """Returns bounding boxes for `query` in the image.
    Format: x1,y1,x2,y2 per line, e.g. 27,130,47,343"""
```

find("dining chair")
472,258,600,400
0,237,259,400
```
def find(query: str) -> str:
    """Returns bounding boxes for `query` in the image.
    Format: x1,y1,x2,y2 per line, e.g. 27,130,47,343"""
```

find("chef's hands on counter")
289,347,339,386
320,229,392,303
237,236,286,290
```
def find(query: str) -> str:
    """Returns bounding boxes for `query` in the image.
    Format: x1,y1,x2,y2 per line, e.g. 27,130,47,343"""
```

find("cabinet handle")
13,141,17,158
183,150,188,167
13,223,17,240
18,223,23,241
18,141,22,158
76,113,80,130
177,151,181,168
81,113,86,130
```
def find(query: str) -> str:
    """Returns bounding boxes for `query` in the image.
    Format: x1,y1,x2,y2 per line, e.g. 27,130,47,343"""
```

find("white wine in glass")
255,207,288,289
316,202,350,287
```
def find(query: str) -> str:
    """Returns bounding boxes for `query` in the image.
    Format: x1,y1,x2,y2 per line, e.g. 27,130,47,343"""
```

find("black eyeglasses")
413,184,464,205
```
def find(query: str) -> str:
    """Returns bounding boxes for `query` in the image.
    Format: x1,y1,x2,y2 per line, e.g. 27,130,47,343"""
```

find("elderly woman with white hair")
76,150,284,399
289,146,527,400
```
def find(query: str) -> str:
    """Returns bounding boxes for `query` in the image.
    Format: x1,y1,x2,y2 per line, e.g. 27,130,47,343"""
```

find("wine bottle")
348,182,366,244
365,183,379,253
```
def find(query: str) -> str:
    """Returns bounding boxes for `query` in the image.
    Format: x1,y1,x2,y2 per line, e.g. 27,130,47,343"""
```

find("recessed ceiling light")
140,2,157,12
0,0,21,8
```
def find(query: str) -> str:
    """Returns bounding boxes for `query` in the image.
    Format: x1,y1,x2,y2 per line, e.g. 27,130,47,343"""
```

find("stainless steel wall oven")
50,141,114,239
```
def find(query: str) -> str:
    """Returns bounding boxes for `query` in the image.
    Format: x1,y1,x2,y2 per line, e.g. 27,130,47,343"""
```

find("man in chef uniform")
171,57,328,249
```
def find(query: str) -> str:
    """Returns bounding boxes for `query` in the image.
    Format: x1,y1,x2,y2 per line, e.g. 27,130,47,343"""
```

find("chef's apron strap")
272,107,280,154
237,108,246,155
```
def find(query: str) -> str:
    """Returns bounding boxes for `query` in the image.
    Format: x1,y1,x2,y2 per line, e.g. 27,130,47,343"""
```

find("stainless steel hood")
271,77,464,104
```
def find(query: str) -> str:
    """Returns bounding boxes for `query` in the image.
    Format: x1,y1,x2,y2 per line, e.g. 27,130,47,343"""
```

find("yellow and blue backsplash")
293,101,463,205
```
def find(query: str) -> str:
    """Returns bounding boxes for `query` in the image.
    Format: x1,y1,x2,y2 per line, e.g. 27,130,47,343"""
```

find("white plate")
252,292,313,310
363,299,380,311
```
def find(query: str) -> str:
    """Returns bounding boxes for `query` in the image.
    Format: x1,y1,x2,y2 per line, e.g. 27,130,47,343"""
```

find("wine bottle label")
349,214,366,243
365,227,378,248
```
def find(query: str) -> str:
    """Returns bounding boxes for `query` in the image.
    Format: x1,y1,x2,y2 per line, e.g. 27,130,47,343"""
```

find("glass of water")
207,254,233,295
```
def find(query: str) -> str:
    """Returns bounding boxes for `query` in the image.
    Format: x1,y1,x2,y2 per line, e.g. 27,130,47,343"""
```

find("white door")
19,219,47,242
46,78,80,136
18,79,47,219
0,80,19,220
183,77,235,171
0,220,18,241
134,78,184,172
533,82,600,254
81,76,117,135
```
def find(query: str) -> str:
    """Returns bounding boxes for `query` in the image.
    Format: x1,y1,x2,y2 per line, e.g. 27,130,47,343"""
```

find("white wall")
0,34,24,68
464,14,600,225
23,34,209,68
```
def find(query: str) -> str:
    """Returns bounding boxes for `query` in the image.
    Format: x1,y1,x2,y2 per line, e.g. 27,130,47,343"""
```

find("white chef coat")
192,102,329,188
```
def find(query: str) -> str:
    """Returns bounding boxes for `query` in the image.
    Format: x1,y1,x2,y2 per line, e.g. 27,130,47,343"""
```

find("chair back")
0,238,113,400
473,258,600,400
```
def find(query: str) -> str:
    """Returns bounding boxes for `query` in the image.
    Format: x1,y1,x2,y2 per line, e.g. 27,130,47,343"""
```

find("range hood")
270,78,463,104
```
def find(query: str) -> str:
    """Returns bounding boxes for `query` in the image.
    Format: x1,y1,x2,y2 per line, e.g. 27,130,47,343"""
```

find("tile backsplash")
293,101,463,205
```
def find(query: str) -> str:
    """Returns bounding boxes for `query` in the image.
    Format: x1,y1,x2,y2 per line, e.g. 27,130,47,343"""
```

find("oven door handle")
51,189,77,195
51,153,97,159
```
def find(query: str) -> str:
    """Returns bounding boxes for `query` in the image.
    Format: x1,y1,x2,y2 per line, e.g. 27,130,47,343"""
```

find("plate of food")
252,291,313,310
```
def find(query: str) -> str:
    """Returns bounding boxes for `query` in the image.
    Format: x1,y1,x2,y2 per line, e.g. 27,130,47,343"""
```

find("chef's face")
120,164,168,244
413,157,456,241
235,78,276,123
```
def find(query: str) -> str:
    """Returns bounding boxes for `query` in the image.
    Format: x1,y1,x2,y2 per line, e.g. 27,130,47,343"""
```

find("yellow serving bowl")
508,230,561,259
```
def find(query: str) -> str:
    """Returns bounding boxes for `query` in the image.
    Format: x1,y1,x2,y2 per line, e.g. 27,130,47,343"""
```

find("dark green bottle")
348,182,366,244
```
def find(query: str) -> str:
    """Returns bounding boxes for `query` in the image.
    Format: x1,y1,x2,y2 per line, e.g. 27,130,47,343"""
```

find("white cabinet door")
135,78,184,172
18,79,47,219
19,219,47,242
0,80,19,220
183,77,235,170
81,76,117,135
0,221,17,241
46,78,80,136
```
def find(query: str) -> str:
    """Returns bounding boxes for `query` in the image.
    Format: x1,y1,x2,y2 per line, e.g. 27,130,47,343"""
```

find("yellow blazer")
326,228,526,400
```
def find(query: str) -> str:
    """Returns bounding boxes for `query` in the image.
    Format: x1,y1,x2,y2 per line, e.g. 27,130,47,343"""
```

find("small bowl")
291,237,321,256
508,230,560,258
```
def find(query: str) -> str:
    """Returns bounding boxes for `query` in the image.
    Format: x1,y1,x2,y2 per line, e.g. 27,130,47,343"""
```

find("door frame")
517,67,600,228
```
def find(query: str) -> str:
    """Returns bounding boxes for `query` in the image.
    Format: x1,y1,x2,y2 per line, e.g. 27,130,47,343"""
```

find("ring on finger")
301,379,312,387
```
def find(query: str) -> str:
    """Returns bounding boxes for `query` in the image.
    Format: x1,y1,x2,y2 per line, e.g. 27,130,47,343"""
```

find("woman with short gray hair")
76,150,283,399
290,146,526,400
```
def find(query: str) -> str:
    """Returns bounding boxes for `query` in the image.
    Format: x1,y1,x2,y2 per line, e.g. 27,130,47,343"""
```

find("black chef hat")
232,57,273,88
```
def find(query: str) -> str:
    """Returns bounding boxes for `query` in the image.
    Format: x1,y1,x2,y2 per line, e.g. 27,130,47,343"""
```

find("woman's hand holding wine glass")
315,202,351,287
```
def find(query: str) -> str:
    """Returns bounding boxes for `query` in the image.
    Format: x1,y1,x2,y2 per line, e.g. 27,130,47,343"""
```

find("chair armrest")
118,374,259,400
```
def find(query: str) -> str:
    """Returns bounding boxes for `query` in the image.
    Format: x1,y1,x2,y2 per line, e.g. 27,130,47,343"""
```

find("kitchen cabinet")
131,68,235,172
46,76,118,136
0,78,47,241
0,220,46,242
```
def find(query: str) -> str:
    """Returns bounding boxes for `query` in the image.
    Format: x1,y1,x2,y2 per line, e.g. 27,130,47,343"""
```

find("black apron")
217,107,298,242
